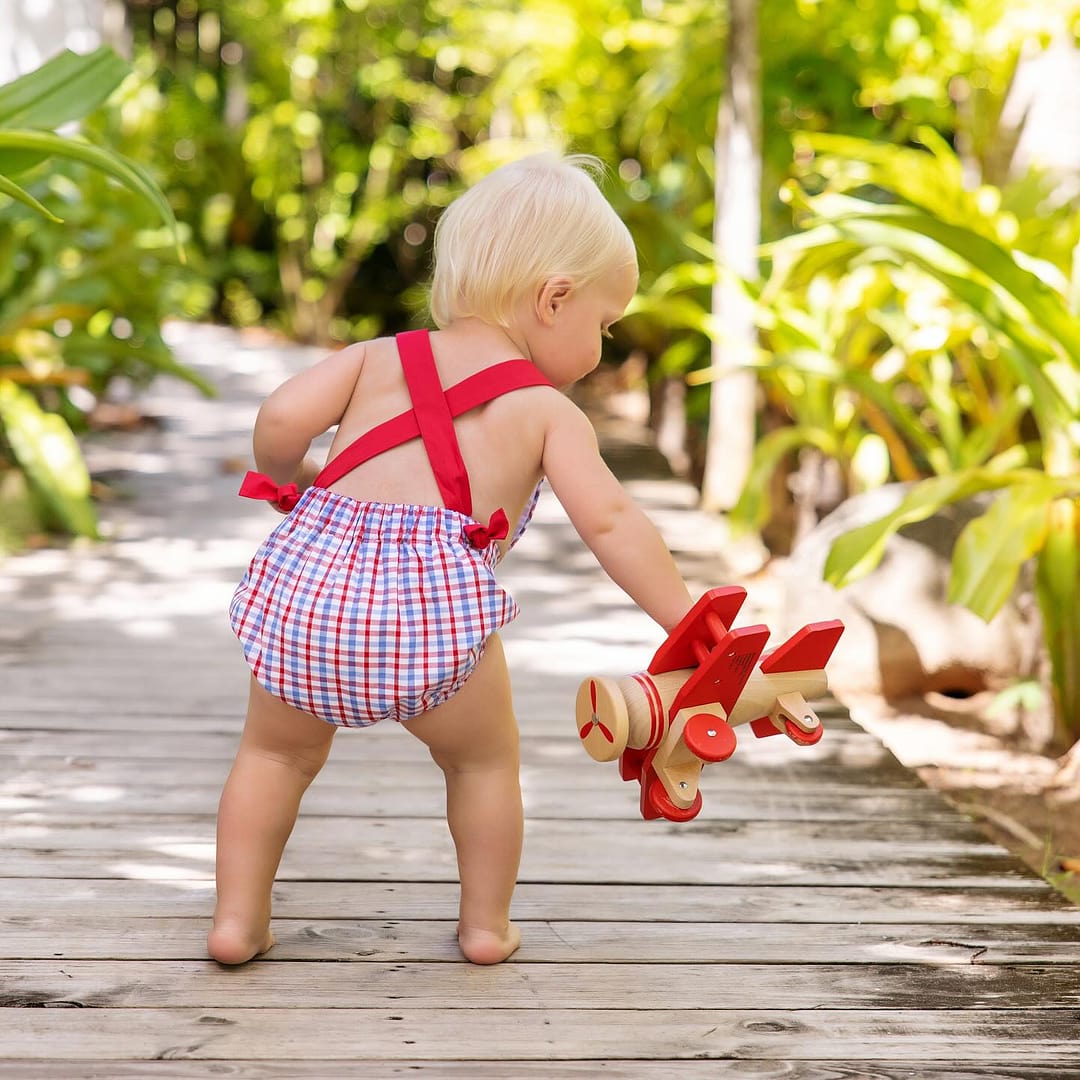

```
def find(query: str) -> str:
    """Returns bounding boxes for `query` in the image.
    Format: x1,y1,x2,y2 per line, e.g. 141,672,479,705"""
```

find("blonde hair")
429,152,636,329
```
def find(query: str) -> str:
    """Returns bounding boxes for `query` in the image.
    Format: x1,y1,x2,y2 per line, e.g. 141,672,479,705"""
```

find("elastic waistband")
290,486,482,549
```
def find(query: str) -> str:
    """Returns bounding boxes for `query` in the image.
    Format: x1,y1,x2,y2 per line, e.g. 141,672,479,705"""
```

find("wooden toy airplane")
574,586,844,822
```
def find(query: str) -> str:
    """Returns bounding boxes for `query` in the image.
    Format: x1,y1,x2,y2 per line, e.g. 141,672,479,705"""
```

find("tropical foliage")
786,134,1080,745
0,47,188,547
637,124,1080,741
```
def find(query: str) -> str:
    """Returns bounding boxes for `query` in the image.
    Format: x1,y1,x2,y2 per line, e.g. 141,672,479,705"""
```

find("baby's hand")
266,457,320,514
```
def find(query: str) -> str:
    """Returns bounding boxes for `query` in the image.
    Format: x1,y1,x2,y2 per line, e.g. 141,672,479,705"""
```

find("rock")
775,484,1040,700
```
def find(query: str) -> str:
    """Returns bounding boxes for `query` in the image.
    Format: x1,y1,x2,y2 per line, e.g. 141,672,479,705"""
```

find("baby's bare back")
323,333,557,539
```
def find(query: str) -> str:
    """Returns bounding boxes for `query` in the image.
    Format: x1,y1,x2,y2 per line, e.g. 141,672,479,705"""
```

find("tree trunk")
700,0,762,512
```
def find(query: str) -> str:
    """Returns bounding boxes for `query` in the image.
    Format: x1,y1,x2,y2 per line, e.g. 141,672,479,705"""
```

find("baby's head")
429,152,637,330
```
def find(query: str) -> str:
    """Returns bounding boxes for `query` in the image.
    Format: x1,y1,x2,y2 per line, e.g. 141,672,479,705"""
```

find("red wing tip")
759,620,844,674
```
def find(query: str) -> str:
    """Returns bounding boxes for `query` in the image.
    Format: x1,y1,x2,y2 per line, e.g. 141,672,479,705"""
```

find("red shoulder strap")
396,329,473,515
312,343,553,493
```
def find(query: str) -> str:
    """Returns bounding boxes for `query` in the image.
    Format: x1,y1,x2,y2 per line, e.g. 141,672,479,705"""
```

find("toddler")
209,152,694,967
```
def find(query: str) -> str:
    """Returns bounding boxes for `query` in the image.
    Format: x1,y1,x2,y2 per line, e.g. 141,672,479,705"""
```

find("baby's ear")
537,276,574,323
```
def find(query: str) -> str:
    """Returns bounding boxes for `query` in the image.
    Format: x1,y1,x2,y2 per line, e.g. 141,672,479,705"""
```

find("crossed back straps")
239,329,554,537
311,330,554,515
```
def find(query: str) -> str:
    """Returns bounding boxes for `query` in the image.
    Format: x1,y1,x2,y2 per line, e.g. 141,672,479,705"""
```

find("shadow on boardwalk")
1,322,1078,1078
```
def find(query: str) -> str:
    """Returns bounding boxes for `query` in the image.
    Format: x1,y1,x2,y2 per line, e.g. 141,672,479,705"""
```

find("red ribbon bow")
463,507,509,550
238,470,301,511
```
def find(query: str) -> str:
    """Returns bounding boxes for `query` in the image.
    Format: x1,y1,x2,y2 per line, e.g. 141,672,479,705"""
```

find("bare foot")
457,921,521,965
207,922,276,966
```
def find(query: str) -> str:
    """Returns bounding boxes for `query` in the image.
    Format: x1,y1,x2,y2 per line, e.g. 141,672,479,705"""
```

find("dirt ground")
840,687,1080,905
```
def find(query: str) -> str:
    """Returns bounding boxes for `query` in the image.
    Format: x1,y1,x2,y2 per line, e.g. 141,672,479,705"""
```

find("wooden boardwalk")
1,323,1078,1077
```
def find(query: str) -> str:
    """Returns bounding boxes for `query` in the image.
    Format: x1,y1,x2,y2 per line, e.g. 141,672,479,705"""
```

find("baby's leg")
402,634,522,965
208,676,335,965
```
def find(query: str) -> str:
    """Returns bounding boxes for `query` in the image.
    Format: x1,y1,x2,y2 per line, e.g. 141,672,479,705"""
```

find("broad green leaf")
828,204,1080,363
800,130,973,233
0,378,98,538
1035,497,1080,730
901,262,1072,432
0,467,46,553
0,149,50,176
948,480,1055,620
650,260,718,294
1043,360,1080,417
0,47,129,129
823,469,1033,588
0,129,182,257
787,206,1077,430
0,172,62,221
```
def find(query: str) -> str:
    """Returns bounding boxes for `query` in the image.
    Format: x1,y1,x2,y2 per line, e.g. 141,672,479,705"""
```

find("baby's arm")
541,397,694,633
251,343,366,485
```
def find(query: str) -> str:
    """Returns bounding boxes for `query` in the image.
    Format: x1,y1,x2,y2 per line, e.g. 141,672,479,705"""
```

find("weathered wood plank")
2,918,1077,964
0,778,957,822
0,701,860,733
0,1008,1076,1061
0,1064,1075,1080
0,813,1004,850
2,879,1072,922
0,816,1035,887
0,851,1035,887
3,959,1078,1010
0,727,889,769
15,1063,1080,1080
1,755,927,791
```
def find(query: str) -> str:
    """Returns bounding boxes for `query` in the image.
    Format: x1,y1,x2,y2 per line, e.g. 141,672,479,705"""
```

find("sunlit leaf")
0,129,183,258
0,378,99,538
948,480,1054,620
827,204,1080,362
0,172,62,221
0,46,129,129
823,468,1037,589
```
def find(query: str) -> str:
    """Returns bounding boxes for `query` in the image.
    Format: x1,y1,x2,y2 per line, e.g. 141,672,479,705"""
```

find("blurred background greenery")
1,0,1078,740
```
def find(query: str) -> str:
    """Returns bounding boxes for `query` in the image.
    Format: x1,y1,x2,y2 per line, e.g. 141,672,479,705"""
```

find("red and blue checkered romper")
229,329,554,726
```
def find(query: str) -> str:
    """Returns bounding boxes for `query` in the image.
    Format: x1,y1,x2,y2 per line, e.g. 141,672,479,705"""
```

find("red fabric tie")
238,470,301,511
463,507,509,550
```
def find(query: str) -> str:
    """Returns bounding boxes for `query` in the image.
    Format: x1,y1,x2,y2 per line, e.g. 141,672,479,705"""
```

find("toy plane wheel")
646,777,703,822
784,717,824,746
683,713,737,763
575,676,628,762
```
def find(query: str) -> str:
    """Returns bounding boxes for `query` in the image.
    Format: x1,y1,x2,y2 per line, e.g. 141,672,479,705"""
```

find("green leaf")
750,346,942,465
800,131,971,231
0,172,63,221
828,204,1080,363
0,47,130,130
895,257,1072,432
823,468,1030,588
1035,498,1080,731
0,129,183,258
0,149,50,176
0,378,99,538
948,480,1054,620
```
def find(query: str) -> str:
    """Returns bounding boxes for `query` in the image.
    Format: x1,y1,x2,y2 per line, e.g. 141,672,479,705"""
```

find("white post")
0,0,129,83
700,0,762,514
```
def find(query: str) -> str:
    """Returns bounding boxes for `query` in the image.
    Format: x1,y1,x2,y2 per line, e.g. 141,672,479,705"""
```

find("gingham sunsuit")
229,329,554,726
